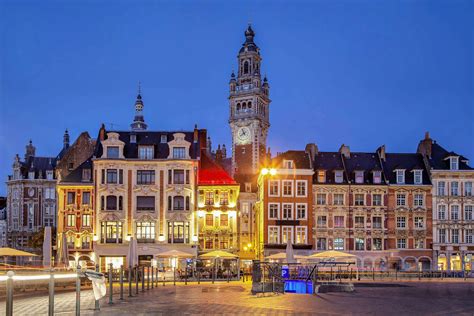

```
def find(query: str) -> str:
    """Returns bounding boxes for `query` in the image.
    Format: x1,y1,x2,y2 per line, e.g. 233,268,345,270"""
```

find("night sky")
1,0,473,195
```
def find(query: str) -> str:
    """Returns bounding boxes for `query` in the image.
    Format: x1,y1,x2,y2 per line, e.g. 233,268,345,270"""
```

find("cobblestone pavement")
2,281,474,315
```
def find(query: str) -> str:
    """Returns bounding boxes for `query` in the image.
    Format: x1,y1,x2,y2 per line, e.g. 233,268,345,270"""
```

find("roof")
272,151,311,169
61,158,93,183
198,153,237,186
20,156,56,179
382,153,431,185
343,152,384,185
313,152,347,184
239,25,259,54
428,142,472,170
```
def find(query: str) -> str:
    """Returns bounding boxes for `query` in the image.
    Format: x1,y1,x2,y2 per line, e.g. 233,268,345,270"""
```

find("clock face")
237,127,251,143
28,188,35,197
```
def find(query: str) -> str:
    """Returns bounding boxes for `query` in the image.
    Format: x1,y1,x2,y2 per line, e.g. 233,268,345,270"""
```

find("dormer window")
172,147,186,159
82,169,91,182
413,170,423,184
335,171,344,183
396,170,405,184
373,171,382,184
107,146,120,159
46,170,54,180
138,146,154,160
355,171,364,184
450,157,459,170
130,135,136,143
161,135,167,143
283,160,294,169
28,171,35,180
317,171,326,183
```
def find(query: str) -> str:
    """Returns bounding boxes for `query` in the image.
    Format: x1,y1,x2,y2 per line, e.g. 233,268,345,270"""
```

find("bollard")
76,265,81,316
141,266,145,292
372,268,375,281
147,267,150,290
95,264,101,311
185,266,188,285
120,265,124,300
128,266,133,297
48,269,54,316
151,266,154,289
173,267,176,286
198,270,200,284
350,268,353,281
227,270,230,283
108,263,114,304
6,271,14,316
163,273,165,286
135,266,139,295
156,267,159,287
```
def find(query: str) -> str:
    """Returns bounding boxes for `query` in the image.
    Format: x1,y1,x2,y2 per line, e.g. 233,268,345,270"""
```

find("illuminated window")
220,191,229,205
220,214,228,226
67,214,75,227
101,221,123,244
317,171,326,183
333,238,344,250
136,222,155,241
268,226,280,244
205,214,213,226
82,214,91,227
295,226,307,244
205,192,214,205
282,226,293,244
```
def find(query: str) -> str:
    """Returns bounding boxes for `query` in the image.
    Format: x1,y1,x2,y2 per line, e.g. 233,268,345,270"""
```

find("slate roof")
343,152,384,185
61,158,93,183
313,152,347,184
427,142,472,170
272,151,311,169
94,130,203,160
198,153,236,186
20,156,56,179
382,153,431,185
239,25,259,54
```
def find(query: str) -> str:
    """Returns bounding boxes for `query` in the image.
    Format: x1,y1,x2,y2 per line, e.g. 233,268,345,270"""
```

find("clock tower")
229,25,271,176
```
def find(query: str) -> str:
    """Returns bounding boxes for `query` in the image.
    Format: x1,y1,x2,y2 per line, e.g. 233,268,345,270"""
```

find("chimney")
193,124,198,143
417,131,433,158
222,144,227,159
206,136,212,154
99,123,106,141
305,143,319,160
215,145,222,162
198,129,207,152
377,145,386,161
339,144,350,159
63,129,70,149
25,140,36,160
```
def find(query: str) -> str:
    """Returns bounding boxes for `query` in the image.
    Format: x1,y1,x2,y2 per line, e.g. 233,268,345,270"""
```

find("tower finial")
138,81,142,96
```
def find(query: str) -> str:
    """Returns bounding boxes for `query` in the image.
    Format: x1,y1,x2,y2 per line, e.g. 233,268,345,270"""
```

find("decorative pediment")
136,214,157,222
167,133,191,159
100,132,125,159
133,186,159,194
100,213,122,221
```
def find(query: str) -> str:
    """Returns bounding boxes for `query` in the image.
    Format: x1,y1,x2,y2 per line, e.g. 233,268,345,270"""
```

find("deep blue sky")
1,0,473,195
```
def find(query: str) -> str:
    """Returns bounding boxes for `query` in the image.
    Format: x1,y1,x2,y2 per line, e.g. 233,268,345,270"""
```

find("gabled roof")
382,153,431,185
342,152,384,185
198,153,237,186
272,151,311,169
61,158,93,184
428,142,472,170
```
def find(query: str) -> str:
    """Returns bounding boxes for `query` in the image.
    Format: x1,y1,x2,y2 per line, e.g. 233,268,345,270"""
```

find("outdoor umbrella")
308,250,356,260
156,249,194,258
0,247,38,257
199,250,237,259
265,253,306,260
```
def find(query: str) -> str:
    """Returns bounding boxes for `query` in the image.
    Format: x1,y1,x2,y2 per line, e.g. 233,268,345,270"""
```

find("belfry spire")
130,82,148,131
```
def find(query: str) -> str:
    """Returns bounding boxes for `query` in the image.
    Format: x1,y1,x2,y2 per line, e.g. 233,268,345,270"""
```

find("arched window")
173,196,184,210
243,61,249,74
186,196,190,210
236,103,241,111
242,102,247,110
247,101,252,109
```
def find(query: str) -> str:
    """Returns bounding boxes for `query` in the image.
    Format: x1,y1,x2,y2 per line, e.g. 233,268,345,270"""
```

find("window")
414,217,424,229
135,221,156,242
334,193,344,205
334,216,345,228
396,193,406,207
46,170,54,180
138,146,154,159
268,203,279,219
295,227,307,244
335,171,344,183
373,171,382,184
437,181,446,196
44,188,55,199
372,194,382,206
414,170,423,184
82,169,91,182
160,135,167,143
355,216,364,227
137,196,155,211
268,226,280,244
269,180,279,196
439,229,446,243
137,170,155,185
465,182,473,196
373,238,382,250
107,146,119,158
414,194,424,207
173,196,185,211
173,170,185,184
451,182,459,196
67,192,75,205
68,163,74,170
67,214,75,227
450,157,459,170
245,183,252,192
316,194,326,205
334,238,344,250
415,239,424,249
242,202,249,215
355,238,365,251
396,217,406,228
28,171,35,179
282,226,293,244
355,194,364,206
67,235,75,248
296,204,307,220
82,214,91,227
204,191,214,206
172,147,186,159
451,205,459,220
82,192,91,205
317,216,327,228
355,171,364,184
186,170,190,184
220,214,228,226
452,229,459,243
186,196,190,210
317,171,326,183
282,181,293,196
205,239,213,249
317,238,327,250
296,180,307,196
283,160,294,169
282,204,293,220
438,205,446,220
397,238,406,249
465,205,473,221
396,170,405,184
106,196,117,210
106,169,118,184
373,216,382,229
205,214,213,226
466,229,473,244
168,221,189,243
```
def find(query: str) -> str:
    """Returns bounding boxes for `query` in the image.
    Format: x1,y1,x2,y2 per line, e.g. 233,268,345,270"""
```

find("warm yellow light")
158,234,166,242
247,243,252,248
125,235,132,242
228,202,236,208
92,235,99,242
269,168,277,176
261,168,269,175
198,202,205,208
197,210,205,218
243,246,248,251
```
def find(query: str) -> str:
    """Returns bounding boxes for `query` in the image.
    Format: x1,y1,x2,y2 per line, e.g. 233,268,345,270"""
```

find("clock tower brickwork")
229,25,271,176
